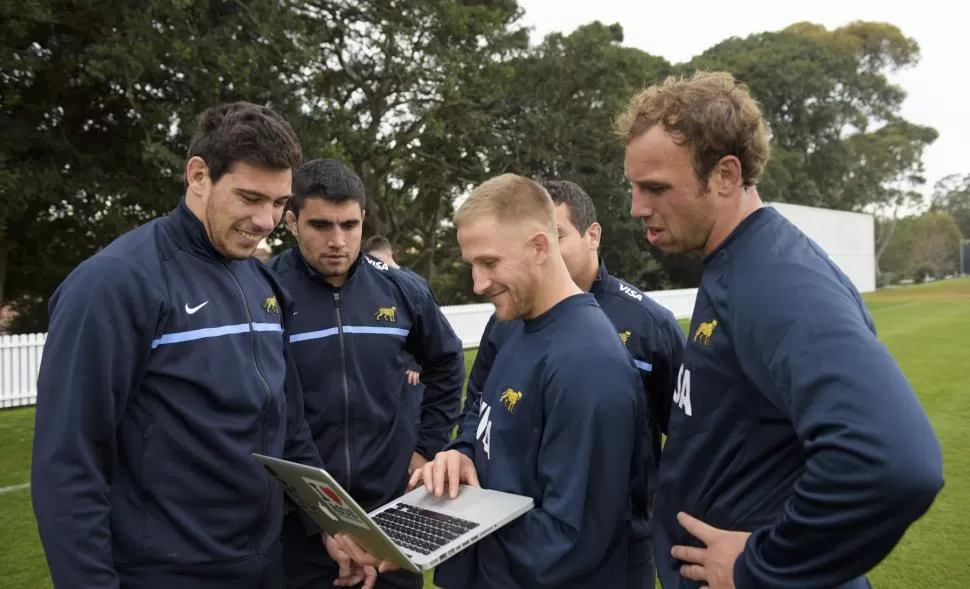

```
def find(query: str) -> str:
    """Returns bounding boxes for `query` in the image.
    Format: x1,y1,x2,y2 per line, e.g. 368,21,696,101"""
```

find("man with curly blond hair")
617,71,943,589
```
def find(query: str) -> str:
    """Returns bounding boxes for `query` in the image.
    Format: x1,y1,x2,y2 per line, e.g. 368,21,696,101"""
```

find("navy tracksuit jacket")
266,248,465,512
31,201,323,589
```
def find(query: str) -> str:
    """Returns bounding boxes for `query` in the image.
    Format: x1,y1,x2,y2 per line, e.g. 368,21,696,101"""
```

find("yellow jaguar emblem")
375,306,397,322
499,388,523,413
693,319,717,345
263,296,279,314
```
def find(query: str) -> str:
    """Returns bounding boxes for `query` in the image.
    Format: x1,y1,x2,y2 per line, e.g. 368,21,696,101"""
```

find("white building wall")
768,202,876,293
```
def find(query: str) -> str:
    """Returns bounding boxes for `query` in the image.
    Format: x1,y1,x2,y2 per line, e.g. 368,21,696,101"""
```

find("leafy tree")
0,7,947,319
878,211,962,281
476,21,677,289
1,0,308,332
930,173,970,238
288,0,529,285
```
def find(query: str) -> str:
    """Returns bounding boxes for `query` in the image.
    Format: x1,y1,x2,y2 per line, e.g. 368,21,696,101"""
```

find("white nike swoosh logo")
185,301,209,314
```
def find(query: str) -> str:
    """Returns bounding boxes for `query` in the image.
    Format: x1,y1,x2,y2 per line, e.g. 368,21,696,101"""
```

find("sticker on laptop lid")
302,476,369,530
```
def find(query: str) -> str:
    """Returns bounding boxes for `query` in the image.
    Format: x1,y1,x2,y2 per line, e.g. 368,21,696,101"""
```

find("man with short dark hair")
32,102,325,589
461,178,684,589
268,158,465,589
363,235,395,262
619,70,943,589
363,235,431,291
362,234,431,404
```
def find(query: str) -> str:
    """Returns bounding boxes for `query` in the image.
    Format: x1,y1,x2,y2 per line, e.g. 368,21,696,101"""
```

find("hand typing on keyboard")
407,449,480,499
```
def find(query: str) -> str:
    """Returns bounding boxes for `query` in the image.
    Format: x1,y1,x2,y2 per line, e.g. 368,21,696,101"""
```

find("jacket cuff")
445,440,475,461
413,445,435,461
416,432,450,460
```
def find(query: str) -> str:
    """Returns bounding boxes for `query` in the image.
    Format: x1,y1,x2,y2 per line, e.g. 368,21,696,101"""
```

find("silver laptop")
253,453,534,573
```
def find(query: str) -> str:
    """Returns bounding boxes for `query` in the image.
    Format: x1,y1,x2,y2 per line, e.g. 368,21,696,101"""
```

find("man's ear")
185,156,209,196
284,210,299,238
711,155,743,197
585,222,602,251
530,231,551,264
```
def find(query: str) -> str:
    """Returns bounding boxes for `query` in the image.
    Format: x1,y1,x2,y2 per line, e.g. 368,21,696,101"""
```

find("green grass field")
2,278,967,588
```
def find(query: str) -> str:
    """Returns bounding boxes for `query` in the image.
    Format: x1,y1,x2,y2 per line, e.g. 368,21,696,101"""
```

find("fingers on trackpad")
412,486,486,511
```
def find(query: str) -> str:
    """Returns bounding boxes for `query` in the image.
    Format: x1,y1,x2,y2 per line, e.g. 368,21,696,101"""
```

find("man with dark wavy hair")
32,102,325,589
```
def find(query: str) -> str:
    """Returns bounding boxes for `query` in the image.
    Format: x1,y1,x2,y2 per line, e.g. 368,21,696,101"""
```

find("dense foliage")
1,1,953,331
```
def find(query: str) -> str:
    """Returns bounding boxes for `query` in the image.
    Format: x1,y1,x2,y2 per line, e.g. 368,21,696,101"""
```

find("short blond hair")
615,70,771,188
454,173,556,234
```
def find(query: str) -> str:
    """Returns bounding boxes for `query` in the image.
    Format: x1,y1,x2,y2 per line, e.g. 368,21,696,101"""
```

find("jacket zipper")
334,291,352,491
225,264,272,555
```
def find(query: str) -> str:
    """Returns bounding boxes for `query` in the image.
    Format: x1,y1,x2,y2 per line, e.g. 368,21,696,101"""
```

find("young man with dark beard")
267,159,465,589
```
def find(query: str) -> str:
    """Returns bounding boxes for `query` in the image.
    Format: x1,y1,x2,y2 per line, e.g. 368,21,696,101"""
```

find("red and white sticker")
302,477,369,529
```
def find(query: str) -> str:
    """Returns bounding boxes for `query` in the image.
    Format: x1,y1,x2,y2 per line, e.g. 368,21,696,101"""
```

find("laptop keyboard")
372,503,480,555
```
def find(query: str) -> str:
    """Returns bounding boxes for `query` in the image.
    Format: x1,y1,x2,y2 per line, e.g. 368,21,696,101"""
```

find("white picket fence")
1,333,46,409
0,291,696,409
440,303,499,348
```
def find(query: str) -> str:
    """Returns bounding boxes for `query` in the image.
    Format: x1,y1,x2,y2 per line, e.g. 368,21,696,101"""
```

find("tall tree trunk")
359,160,387,237
0,239,7,307
423,200,443,281
875,206,901,276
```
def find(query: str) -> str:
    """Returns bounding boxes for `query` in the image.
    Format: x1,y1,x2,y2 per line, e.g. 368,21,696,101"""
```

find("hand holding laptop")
407,449,480,499
333,533,401,574
252,453,532,575
324,533,380,588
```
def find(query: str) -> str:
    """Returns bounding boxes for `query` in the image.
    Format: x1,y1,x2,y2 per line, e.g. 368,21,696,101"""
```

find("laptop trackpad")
409,486,486,515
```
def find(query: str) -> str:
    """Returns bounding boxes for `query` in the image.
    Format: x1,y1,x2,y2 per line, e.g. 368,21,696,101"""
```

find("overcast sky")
516,0,968,202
